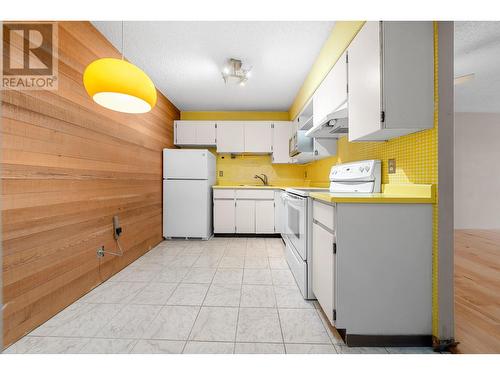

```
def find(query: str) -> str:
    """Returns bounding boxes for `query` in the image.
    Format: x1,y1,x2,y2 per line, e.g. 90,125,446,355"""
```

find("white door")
163,180,209,238
175,121,197,145
272,122,293,164
196,122,217,145
313,51,347,127
163,149,209,179
255,200,275,234
347,21,382,142
245,122,273,153
216,121,245,153
214,200,235,233
312,222,335,324
235,200,255,233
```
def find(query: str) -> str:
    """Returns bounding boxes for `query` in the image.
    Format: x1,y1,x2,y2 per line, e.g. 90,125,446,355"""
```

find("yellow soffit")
180,111,290,121
288,21,365,120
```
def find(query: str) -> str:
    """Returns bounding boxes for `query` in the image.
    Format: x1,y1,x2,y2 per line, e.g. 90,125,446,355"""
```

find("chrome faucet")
254,174,269,186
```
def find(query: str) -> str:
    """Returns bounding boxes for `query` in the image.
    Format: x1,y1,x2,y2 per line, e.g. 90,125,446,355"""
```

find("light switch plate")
388,159,396,174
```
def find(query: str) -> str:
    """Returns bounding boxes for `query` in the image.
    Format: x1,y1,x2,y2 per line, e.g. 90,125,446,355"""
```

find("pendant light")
83,21,157,114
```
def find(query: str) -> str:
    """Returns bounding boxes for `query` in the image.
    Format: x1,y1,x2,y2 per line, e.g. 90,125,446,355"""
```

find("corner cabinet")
347,21,434,141
174,121,216,147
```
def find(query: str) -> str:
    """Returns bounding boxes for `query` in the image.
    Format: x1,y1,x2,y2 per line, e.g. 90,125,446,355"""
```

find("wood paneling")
1,21,179,346
454,229,500,353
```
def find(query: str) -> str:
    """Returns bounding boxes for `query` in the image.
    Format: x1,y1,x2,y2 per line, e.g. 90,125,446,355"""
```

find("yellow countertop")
309,184,436,204
213,185,288,190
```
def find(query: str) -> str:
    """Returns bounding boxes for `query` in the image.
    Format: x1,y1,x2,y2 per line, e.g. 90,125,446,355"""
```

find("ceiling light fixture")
221,58,251,86
83,21,157,114
454,73,475,85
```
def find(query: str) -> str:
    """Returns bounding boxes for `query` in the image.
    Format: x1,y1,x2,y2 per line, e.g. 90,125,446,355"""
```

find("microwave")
289,130,314,157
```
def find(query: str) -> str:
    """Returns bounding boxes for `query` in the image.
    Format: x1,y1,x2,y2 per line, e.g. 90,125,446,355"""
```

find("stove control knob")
359,166,364,172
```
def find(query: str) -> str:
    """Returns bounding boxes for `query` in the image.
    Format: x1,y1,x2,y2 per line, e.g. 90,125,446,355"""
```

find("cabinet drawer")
235,189,275,200
313,200,334,230
213,189,235,199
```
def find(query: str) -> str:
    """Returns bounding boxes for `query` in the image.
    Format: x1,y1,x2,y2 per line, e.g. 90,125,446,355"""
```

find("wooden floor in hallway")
454,229,500,354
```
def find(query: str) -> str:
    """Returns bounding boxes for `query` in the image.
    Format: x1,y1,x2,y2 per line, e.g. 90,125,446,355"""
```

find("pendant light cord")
121,21,124,60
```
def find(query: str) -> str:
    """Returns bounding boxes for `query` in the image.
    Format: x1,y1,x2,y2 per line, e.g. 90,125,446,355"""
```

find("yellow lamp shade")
83,58,157,114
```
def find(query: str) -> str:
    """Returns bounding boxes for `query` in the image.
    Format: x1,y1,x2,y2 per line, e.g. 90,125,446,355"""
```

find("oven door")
284,192,307,260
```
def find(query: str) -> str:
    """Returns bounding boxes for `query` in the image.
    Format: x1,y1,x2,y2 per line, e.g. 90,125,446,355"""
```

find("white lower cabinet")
312,221,335,325
235,200,255,233
312,198,433,340
312,200,336,325
214,189,281,234
213,199,235,233
255,200,275,234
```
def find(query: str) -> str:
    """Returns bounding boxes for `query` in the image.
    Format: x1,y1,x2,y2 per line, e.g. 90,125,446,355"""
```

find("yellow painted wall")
181,111,289,121
289,21,365,120
216,153,306,186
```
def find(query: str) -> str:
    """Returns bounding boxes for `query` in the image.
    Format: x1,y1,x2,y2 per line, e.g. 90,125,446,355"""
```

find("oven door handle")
285,194,305,208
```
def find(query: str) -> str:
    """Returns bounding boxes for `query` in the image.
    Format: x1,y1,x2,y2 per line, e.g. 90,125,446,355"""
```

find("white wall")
455,112,500,229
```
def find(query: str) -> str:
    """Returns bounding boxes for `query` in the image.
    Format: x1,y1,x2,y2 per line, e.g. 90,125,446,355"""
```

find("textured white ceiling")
92,21,335,111
455,21,500,112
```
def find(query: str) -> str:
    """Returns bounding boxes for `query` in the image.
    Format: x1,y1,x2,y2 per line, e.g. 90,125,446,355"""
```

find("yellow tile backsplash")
305,127,437,187
215,153,307,187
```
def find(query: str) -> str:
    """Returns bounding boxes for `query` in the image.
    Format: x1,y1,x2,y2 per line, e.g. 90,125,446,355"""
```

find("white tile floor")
2,237,437,354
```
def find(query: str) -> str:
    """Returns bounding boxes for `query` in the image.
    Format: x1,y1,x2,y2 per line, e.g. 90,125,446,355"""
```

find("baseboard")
345,334,433,347
213,233,281,238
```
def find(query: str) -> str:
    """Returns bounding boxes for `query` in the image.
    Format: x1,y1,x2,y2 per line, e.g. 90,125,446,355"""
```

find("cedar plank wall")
1,21,179,346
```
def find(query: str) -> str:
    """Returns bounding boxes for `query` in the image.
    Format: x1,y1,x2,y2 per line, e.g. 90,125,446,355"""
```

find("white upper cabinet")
244,122,273,153
272,121,294,164
313,51,347,127
175,121,216,146
348,21,434,142
175,121,197,145
196,123,217,145
216,121,245,153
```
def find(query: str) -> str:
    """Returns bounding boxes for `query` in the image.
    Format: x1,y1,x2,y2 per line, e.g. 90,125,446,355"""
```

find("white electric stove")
282,160,381,299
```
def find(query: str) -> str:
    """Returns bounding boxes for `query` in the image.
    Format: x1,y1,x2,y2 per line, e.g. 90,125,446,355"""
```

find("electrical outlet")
113,215,122,239
97,246,105,258
219,170,223,177
388,159,396,174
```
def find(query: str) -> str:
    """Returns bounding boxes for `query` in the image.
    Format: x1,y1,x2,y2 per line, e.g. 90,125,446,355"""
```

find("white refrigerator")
163,149,216,240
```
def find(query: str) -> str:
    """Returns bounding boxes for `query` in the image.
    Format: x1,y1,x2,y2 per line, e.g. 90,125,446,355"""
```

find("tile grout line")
270,246,287,353
232,244,246,354
180,266,211,354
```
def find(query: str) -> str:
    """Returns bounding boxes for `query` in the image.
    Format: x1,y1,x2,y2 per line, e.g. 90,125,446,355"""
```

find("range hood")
305,103,348,138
